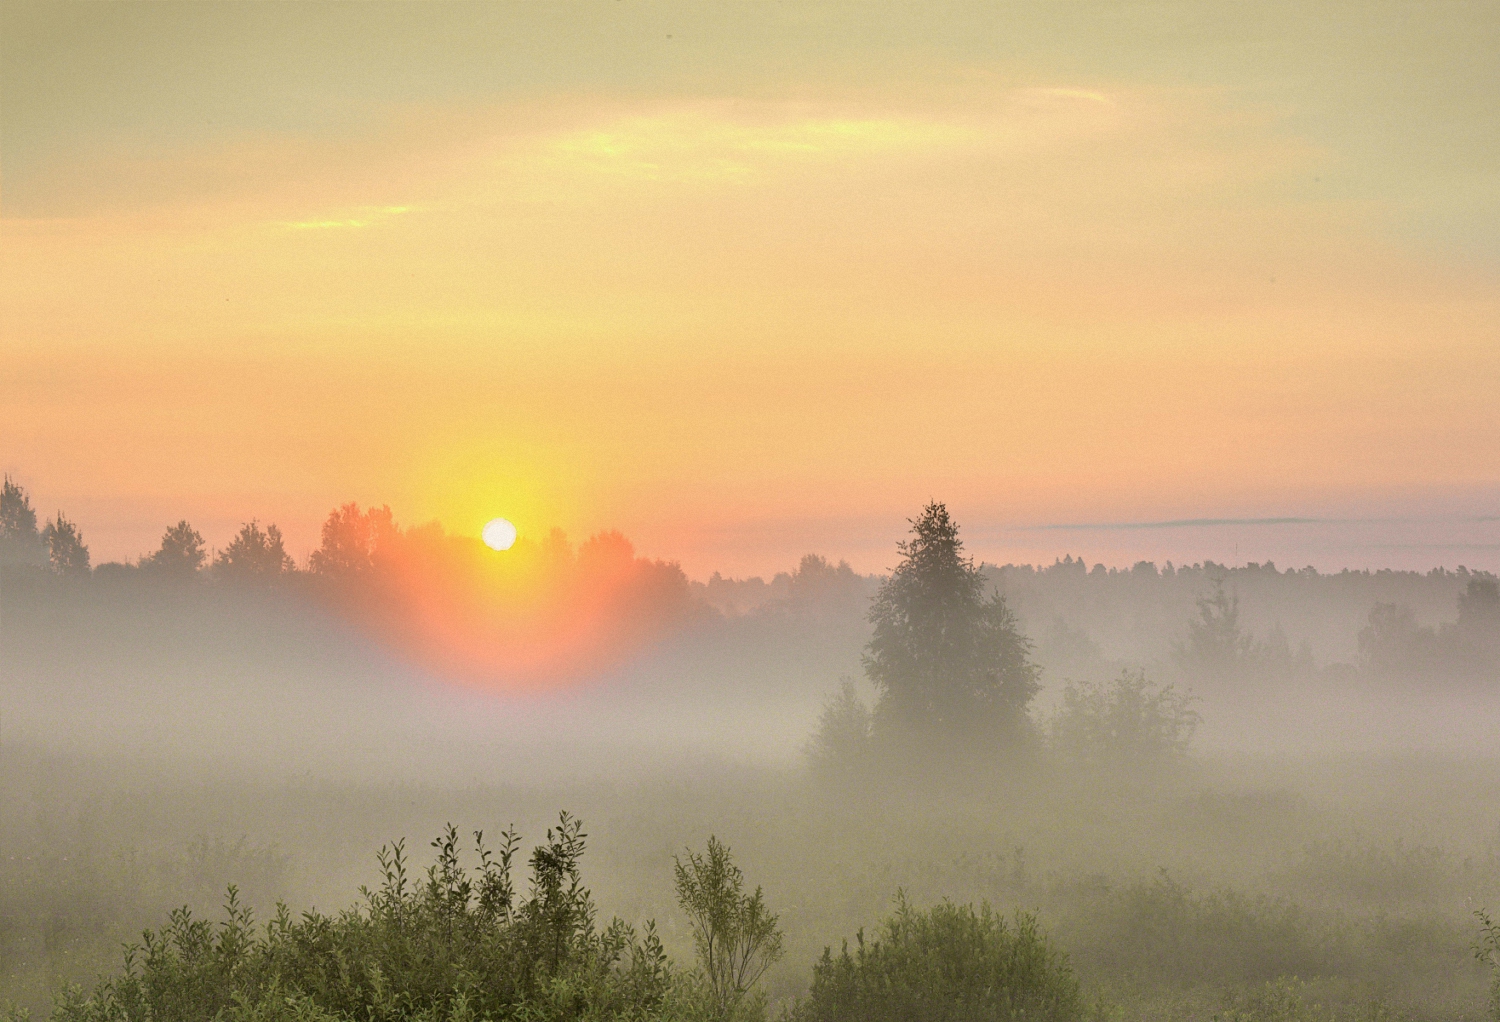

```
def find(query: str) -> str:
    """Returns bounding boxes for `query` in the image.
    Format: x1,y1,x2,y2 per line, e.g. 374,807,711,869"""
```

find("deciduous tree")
144,520,207,577
309,503,398,577
675,836,784,1021
41,512,90,576
214,520,296,580
0,475,45,566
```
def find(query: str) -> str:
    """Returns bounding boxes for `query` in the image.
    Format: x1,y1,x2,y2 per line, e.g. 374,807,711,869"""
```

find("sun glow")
482,518,518,551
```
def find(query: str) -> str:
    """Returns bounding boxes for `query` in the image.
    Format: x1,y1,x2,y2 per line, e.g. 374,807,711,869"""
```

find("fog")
4,492,1500,1020
6,518,1495,778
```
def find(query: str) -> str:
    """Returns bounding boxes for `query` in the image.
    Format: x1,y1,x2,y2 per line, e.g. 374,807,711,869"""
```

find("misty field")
4,496,1500,1021
5,746,1500,1021
7,0,1500,1016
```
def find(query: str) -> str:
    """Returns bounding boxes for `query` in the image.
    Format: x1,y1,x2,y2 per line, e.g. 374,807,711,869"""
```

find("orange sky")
2,1,1497,575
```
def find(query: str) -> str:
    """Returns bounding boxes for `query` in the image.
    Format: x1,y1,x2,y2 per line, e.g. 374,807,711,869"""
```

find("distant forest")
2,475,1496,693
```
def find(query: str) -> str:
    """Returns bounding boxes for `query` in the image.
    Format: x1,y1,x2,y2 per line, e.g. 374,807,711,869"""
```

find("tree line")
1,476,295,581
5,475,1495,693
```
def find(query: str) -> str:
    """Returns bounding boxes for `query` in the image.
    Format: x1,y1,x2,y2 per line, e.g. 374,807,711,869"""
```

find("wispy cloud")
1020,514,1500,532
1025,517,1331,532
282,205,411,230
539,107,983,184
1024,87,1115,105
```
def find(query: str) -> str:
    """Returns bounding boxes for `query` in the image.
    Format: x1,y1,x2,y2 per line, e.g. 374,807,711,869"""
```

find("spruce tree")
864,502,1038,748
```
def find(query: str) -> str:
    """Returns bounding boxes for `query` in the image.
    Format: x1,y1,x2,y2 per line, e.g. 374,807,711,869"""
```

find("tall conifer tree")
864,502,1038,747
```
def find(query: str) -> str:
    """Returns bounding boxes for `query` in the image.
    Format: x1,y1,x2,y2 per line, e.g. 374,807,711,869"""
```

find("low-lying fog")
3,545,1497,780
4,507,1500,1019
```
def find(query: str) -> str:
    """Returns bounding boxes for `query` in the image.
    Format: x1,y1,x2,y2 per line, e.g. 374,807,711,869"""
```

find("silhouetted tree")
577,529,635,579
1359,580,1499,683
0,475,46,566
1459,578,1500,680
864,502,1039,748
781,554,869,622
214,520,295,580
40,512,90,576
144,520,207,577
1358,602,1436,679
1172,578,1252,682
309,503,398,577
1457,578,1500,643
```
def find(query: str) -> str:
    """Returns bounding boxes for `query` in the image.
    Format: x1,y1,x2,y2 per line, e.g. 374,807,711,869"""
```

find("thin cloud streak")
1024,517,1330,532
1017,515,1500,533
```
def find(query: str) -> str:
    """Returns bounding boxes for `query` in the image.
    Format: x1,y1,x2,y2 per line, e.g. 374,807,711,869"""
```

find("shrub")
1213,978,1335,1022
1049,670,1199,767
799,894,1082,1022
42,815,676,1022
804,680,872,780
1474,909,1500,1022
1066,872,1323,989
674,837,784,1022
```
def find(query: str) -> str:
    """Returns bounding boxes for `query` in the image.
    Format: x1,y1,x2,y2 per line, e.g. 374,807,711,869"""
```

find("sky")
2,0,1498,577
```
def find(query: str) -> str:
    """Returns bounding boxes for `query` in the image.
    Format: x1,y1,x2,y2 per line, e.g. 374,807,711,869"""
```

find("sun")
482,518,518,551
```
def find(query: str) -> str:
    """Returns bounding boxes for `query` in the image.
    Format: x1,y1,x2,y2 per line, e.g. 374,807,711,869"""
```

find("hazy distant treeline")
987,556,1499,687
1,478,706,683
698,546,1499,693
3,476,1495,696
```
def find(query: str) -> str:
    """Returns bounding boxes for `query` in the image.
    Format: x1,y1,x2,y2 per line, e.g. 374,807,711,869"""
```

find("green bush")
1048,670,1199,768
1474,910,1500,1022
798,894,1082,1022
673,837,783,1021
39,815,680,1022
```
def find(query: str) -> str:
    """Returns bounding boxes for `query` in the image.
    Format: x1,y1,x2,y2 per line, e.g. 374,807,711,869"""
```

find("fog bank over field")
3,508,1498,781
5,490,1500,1022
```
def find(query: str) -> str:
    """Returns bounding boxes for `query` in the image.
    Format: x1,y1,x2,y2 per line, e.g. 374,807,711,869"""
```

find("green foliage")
44,816,677,1022
1049,669,1199,767
1473,909,1500,1022
1065,872,1323,990
864,502,1039,748
673,837,783,1021
1212,978,1335,1022
800,894,1081,1022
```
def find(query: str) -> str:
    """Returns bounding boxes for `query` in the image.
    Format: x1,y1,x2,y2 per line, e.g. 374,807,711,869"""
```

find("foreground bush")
35,815,694,1022
674,837,784,1020
1475,909,1500,1022
798,894,1082,1022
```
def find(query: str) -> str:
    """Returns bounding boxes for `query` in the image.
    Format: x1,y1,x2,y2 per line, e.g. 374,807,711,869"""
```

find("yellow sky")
2,1,1497,575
